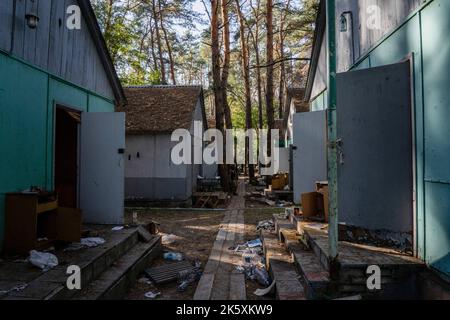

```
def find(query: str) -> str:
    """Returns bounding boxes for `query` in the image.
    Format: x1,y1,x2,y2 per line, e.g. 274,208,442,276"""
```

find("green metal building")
305,0,450,278
0,0,126,250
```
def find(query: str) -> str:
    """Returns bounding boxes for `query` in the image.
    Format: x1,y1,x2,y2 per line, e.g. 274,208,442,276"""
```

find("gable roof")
77,0,125,105
120,85,205,134
288,88,309,113
305,0,326,102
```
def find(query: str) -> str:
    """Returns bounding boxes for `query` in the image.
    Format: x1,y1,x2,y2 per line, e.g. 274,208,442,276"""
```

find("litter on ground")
163,252,184,261
28,250,58,271
161,234,178,245
144,291,161,299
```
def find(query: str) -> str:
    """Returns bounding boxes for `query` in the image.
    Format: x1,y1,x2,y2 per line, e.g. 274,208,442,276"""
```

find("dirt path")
194,180,246,300
124,209,224,300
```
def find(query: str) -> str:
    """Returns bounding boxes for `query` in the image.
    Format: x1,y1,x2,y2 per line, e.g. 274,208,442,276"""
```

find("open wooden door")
79,112,125,225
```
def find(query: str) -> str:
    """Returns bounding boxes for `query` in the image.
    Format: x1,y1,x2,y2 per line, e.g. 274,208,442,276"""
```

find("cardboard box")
301,192,324,218
318,186,329,222
272,174,288,190
315,181,329,223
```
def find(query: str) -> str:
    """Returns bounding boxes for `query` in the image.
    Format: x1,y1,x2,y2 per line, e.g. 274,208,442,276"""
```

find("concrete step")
6,229,139,300
288,242,330,299
273,214,296,243
73,235,161,300
269,260,306,300
273,214,330,299
260,229,305,300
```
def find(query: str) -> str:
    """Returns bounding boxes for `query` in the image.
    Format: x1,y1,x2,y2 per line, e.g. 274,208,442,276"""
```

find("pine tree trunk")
158,0,176,85
265,0,275,134
221,0,232,130
235,0,255,181
152,0,166,84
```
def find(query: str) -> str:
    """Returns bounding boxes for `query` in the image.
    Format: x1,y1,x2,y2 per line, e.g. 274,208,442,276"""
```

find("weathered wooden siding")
0,0,114,100
337,0,424,72
310,0,424,101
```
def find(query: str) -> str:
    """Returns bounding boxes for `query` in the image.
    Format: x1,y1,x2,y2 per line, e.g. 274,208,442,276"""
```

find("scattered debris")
145,260,195,285
144,291,161,299
246,239,263,248
254,279,276,296
63,237,106,252
111,226,124,231
164,252,184,261
138,277,153,285
256,220,275,231
177,263,202,292
80,237,106,248
162,234,178,245
254,266,271,287
28,250,58,271
0,283,28,297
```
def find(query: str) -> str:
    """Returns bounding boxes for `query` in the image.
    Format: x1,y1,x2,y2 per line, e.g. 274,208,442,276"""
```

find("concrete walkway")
194,180,246,300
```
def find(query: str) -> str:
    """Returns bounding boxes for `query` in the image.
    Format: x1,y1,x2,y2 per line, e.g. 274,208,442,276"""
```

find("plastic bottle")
164,252,183,261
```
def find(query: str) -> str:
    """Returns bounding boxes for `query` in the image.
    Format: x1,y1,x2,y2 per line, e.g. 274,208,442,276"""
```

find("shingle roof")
119,85,204,134
288,88,309,113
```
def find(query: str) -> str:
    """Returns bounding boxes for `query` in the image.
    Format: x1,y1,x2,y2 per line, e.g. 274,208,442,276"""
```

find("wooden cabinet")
4,193,81,255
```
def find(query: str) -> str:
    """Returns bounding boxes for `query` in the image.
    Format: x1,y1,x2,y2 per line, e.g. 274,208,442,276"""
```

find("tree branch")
251,57,311,69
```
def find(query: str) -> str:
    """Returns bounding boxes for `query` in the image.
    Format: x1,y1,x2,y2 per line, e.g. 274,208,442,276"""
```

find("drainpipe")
9,0,17,53
326,0,339,274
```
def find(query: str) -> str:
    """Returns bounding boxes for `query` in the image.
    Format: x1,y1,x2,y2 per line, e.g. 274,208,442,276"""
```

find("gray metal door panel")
337,62,413,232
293,111,328,204
80,112,125,225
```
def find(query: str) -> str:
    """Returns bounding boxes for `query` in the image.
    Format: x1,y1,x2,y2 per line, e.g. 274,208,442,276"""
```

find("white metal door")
292,111,328,204
79,112,125,225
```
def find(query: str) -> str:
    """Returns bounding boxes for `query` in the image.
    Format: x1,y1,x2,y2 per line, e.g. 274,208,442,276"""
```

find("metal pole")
326,0,339,265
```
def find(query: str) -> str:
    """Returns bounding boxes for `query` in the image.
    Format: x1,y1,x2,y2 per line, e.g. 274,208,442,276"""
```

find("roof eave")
77,0,126,105
305,0,326,102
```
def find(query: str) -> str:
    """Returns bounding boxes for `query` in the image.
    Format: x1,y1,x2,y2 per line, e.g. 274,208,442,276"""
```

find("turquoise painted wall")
0,51,115,250
309,0,449,275
343,0,450,275
311,90,328,112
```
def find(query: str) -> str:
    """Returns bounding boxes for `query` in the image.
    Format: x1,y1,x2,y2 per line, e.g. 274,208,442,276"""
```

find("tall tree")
235,0,255,181
158,0,176,85
265,0,275,133
250,0,264,130
277,0,291,120
151,0,167,84
221,0,232,129
211,0,230,191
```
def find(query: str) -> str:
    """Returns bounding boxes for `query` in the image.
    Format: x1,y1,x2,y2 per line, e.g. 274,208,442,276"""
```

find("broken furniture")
193,192,228,208
197,177,221,192
4,192,81,255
